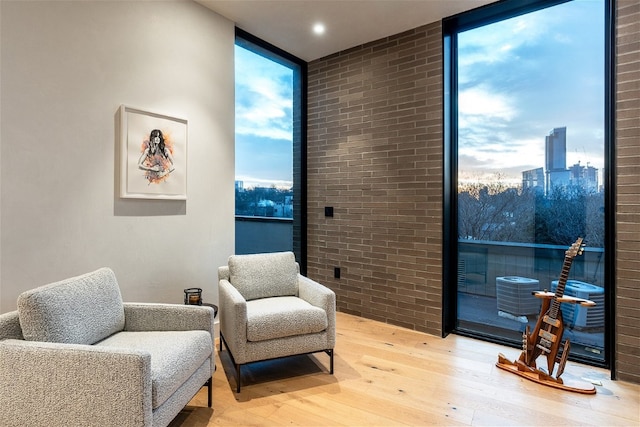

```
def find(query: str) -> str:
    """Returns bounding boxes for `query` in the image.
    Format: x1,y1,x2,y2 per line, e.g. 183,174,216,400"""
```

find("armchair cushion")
16,268,125,345
229,252,298,301
96,330,212,409
246,296,328,342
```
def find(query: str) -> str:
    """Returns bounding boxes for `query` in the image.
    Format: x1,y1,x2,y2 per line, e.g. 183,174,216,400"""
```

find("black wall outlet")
334,267,341,279
325,206,334,217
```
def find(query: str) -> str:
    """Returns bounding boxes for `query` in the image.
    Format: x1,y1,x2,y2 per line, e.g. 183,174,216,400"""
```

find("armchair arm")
298,274,336,312
0,339,152,427
218,279,247,359
123,303,214,333
298,275,336,348
0,311,23,340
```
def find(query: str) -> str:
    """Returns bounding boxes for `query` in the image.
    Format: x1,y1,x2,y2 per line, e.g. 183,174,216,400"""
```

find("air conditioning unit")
457,259,467,291
551,280,604,330
496,276,540,316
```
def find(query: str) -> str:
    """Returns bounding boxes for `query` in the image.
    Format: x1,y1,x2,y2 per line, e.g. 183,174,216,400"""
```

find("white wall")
0,0,235,313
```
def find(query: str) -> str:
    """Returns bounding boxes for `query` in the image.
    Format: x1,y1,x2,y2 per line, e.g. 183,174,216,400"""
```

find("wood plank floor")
170,312,639,426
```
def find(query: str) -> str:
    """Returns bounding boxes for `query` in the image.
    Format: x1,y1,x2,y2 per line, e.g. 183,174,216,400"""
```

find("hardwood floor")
171,312,639,426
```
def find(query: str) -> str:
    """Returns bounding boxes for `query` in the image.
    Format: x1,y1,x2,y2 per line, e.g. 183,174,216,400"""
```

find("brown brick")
616,0,640,383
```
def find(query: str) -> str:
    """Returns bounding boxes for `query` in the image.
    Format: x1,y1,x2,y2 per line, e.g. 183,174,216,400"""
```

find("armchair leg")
326,349,334,374
207,377,212,408
220,333,242,393
236,363,242,393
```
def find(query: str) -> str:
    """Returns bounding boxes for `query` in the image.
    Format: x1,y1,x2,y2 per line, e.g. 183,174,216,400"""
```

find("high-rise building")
545,127,568,193
522,126,600,194
569,162,599,192
545,127,567,171
522,167,544,192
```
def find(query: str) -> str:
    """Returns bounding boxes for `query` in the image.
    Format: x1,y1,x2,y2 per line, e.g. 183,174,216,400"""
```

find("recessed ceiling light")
313,23,325,35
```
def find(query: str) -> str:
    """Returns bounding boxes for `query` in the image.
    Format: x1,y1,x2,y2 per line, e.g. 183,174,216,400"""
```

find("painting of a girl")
138,129,175,184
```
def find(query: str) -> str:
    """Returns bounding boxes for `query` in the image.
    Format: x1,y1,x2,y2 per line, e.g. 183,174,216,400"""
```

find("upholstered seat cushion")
246,296,328,342
95,330,212,409
17,268,125,345
229,252,298,301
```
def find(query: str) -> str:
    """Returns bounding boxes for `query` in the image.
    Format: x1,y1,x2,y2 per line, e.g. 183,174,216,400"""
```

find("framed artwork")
119,105,188,200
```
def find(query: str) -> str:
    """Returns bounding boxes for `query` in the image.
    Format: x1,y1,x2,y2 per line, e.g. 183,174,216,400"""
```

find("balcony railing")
235,216,293,255
458,239,605,360
458,239,605,297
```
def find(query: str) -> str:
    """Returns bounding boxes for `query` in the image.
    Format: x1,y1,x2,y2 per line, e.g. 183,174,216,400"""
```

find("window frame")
442,0,615,371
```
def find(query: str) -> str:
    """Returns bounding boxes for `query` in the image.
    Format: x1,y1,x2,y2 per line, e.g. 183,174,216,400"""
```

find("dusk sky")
235,0,605,189
457,0,605,184
235,45,293,189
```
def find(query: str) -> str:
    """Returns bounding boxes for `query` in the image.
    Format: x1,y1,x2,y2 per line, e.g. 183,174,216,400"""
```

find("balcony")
458,239,605,360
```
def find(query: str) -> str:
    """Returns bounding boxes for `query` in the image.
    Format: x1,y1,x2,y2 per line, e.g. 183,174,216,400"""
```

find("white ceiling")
196,0,495,61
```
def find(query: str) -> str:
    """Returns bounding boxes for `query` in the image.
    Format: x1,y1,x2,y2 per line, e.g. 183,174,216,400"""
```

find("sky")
234,0,605,189
457,0,605,185
235,45,294,189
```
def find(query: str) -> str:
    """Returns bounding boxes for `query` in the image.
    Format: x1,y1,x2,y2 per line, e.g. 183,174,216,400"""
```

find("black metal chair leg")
324,349,334,374
221,333,242,393
236,363,241,393
207,377,212,407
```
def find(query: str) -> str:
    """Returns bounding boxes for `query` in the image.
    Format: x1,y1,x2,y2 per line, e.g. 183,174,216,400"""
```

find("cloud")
458,12,549,72
235,45,293,142
459,85,516,123
456,0,605,181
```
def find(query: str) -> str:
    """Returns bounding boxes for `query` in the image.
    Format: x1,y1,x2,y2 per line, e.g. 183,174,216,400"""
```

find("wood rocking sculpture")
496,237,597,394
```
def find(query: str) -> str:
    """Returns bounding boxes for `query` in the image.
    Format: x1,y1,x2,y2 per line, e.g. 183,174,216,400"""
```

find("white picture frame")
119,105,187,200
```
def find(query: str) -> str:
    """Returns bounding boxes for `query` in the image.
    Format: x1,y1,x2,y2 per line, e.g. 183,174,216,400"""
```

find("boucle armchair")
218,251,336,392
0,267,215,427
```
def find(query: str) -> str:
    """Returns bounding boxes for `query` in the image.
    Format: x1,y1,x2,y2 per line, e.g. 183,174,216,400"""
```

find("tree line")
235,186,293,218
458,179,604,248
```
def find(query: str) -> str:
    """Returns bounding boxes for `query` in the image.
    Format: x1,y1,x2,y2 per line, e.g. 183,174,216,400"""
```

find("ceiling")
196,0,495,62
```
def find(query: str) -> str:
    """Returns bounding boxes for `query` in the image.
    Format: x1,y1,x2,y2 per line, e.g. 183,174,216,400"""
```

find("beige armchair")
0,268,215,427
218,251,336,392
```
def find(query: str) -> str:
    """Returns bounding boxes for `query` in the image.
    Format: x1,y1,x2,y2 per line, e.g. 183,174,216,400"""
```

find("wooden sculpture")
496,237,597,394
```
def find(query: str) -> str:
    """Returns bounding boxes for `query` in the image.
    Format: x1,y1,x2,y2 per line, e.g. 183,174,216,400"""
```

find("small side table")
202,302,218,319
183,287,217,318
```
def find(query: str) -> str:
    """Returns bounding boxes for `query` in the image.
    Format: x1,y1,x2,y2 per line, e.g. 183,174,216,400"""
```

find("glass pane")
456,0,605,363
234,42,295,255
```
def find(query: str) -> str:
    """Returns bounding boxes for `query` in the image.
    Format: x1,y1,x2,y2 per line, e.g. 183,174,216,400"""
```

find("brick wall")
615,0,640,384
307,22,443,335
307,1,639,383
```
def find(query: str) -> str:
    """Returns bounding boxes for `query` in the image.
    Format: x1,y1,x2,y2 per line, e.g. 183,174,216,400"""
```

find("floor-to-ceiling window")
444,0,613,367
234,29,306,269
